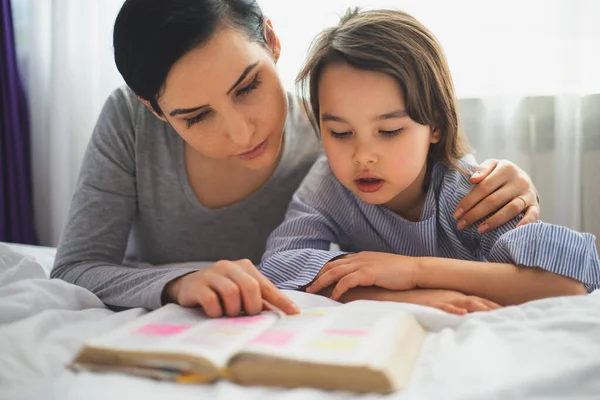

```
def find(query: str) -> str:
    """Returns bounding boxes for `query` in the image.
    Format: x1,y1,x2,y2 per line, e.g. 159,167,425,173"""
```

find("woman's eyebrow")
168,61,260,117
226,61,260,95
169,104,209,117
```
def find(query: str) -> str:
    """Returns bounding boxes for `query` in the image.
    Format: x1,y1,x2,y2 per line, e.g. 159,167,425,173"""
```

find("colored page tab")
135,323,192,336
250,330,296,346
216,315,270,325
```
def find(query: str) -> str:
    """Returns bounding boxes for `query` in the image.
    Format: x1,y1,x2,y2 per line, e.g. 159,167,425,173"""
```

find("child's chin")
354,192,388,205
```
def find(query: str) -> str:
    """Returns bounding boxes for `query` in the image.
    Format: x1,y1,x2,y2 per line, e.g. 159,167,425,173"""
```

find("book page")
86,304,279,368
281,289,342,309
237,303,409,368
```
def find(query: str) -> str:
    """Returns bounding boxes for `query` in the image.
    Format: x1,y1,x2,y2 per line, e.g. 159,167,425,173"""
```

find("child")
258,8,599,315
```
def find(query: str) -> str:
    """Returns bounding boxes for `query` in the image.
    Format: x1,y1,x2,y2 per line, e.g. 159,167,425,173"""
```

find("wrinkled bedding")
1,242,599,400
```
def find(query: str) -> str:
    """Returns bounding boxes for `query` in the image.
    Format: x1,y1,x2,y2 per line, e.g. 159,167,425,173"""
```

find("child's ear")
263,18,281,62
137,96,168,122
430,127,441,143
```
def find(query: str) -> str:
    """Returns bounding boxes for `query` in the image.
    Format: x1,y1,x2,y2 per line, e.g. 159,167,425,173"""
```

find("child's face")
318,63,440,211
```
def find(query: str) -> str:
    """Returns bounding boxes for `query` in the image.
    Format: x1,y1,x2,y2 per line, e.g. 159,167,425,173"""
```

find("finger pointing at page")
237,260,301,315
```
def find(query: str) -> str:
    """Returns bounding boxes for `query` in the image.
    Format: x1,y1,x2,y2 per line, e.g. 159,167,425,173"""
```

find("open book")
70,291,427,393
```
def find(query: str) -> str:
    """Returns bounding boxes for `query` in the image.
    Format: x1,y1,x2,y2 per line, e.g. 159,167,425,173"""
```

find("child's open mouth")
355,178,385,193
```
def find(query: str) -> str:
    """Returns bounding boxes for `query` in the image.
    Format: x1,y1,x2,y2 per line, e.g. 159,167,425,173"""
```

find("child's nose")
352,142,378,165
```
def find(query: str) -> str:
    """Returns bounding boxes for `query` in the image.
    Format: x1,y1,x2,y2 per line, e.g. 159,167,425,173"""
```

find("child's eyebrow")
321,113,346,123
376,110,408,121
321,110,408,123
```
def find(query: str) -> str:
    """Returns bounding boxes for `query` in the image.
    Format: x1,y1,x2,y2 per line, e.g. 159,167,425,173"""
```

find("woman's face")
155,24,288,171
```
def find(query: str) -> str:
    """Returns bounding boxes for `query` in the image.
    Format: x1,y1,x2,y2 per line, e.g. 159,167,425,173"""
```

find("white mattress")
1,241,600,400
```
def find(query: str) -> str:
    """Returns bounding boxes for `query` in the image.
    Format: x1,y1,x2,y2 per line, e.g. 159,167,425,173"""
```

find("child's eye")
236,74,262,97
185,110,211,128
330,130,352,139
379,128,403,137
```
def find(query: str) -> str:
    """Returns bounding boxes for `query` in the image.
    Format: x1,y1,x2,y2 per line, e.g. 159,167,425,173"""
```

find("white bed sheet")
1,242,600,400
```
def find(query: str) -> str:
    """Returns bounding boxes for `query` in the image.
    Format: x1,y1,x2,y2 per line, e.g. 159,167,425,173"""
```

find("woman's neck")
383,161,429,222
184,142,283,209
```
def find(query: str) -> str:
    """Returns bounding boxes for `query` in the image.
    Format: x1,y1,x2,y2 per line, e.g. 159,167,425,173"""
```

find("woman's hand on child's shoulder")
162,259,300,317
398,289,502,315
454,159,540,233
306,252,419,300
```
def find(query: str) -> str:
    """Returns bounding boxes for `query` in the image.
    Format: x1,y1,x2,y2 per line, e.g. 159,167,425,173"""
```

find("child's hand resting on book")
390,289,501,315
306,252,419,300
305,253,500,315
163,259,300,318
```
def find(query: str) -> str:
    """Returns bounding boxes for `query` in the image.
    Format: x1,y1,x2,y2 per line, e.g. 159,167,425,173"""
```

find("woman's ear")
263,18,281,62
137,97,168,122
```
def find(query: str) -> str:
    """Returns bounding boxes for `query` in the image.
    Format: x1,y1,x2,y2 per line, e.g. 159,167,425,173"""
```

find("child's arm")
415,256,587,306
258,200,348,290
306,250,588,306
432,166,599,304
307,164,599,305
426,164,598,304
318,285,501,315
258,156,351,290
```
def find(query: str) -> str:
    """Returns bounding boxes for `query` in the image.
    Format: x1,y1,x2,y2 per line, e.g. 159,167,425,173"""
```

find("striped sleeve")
439,162,600,292
482,222,600,292
259,157,349,290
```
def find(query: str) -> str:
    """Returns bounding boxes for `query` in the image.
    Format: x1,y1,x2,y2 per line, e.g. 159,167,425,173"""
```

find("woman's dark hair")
113,0,267,115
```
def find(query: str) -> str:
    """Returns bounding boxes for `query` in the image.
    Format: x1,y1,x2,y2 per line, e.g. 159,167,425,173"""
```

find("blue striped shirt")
259,155,600,293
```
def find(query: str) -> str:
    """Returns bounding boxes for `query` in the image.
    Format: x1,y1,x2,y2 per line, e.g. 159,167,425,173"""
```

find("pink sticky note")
323,329,368,336
135,323,192,336
251,330,295,346
217,315,269,325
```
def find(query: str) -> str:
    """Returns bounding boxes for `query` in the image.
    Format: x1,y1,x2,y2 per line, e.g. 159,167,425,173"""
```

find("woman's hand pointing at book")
162,259,301,317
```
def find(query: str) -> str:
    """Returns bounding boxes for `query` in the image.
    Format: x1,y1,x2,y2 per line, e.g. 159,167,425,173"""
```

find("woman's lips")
237,138,268,160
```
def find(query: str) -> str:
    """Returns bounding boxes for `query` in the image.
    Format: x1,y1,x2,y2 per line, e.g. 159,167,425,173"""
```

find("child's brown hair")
296,8,470,173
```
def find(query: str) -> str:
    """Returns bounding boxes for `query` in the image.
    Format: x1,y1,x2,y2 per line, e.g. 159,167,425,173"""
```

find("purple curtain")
0,0,38,244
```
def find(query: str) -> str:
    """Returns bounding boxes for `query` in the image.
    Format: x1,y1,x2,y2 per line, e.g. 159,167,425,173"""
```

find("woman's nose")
226,112,255,147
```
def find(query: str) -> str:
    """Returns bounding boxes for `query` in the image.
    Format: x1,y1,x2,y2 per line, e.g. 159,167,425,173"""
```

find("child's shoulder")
433,159,478,212
439,159,478,188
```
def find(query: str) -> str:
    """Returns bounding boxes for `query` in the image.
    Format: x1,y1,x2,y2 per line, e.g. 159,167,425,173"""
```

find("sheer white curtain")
13,0,600,245
14,0,125,246
261,0,600,240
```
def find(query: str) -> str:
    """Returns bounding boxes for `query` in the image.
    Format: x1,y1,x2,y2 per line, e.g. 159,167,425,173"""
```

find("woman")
51,0,540,317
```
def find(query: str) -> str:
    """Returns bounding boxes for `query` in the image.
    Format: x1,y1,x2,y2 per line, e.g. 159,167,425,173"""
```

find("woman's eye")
236,75,262,97
185,110,211,128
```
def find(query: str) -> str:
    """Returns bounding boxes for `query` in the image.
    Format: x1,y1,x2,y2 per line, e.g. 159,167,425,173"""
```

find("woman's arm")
52,89,200,310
